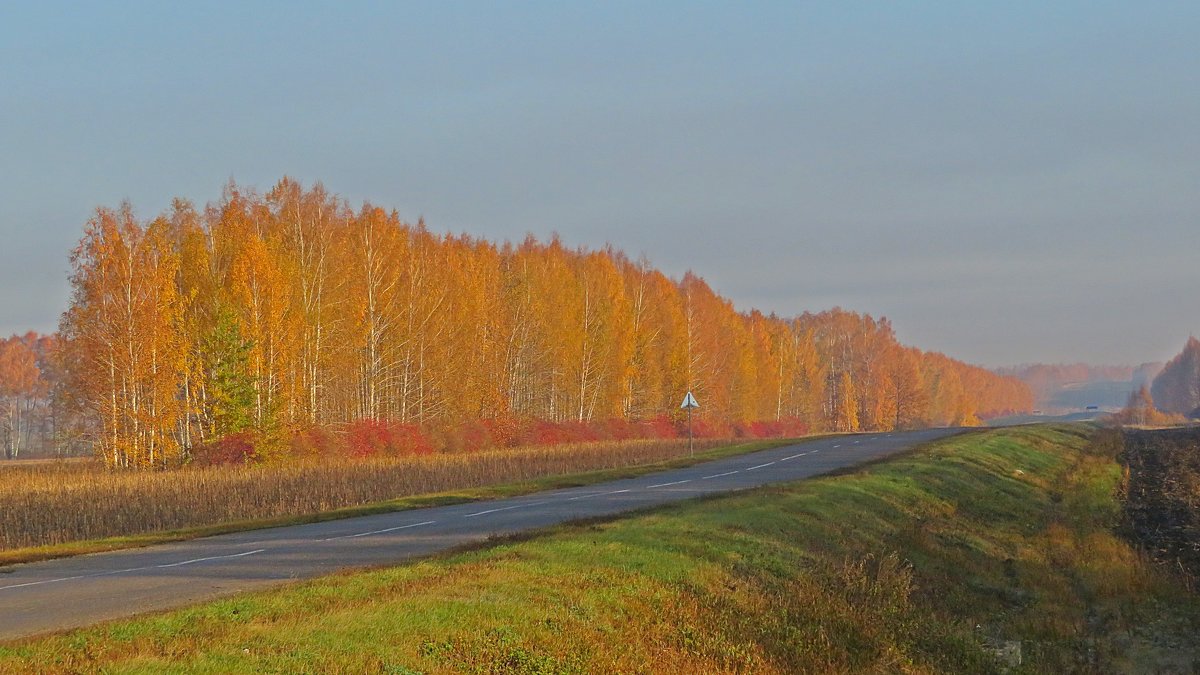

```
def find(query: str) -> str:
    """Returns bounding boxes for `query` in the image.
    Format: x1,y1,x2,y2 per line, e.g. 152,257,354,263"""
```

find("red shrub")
685,416,716,439
266,413,805,463
520,419,568,446
345,419,387,458
645,415,681,439
486,417,521,448
191,432,258,466
597,418,637,441
457,420,495,453
344,419,434,458
777,417,809,437
290,426,343,458
389,423,434,455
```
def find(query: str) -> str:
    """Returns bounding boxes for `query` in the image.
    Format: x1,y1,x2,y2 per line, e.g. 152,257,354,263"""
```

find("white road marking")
320,520,436,542
155,549,267,568
0,435,924,596
464,501,547,518
647,479,692,488
0,574,89,591
567,489,631,502
0,548,268,592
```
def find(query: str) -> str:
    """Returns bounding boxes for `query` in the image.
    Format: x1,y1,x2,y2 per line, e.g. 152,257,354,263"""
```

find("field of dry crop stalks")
0,438,728,552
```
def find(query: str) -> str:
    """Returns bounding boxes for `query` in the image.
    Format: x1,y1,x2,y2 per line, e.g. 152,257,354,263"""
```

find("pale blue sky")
1,2,1197,365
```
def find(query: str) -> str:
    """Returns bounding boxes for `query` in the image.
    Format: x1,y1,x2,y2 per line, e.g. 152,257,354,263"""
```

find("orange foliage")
57,178,1033,465
0,333,53,458
1109,386,1182,427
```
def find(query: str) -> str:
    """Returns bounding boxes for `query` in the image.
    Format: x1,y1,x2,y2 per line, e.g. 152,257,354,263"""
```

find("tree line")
1150,337,1200,417
0,333,58,458
1000,363,1162,402
49,178,1031,467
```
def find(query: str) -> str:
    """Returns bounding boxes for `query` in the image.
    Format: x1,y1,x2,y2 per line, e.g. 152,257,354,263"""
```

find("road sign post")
680,391,699,455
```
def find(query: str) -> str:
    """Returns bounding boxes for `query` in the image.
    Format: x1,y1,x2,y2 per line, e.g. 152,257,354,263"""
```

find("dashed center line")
320,520,436,541
0,431,931,612
0,548,268,592
647,479,692,488
567,489,631,502
0,574,88,592
155,549,267,568
464,501,548,518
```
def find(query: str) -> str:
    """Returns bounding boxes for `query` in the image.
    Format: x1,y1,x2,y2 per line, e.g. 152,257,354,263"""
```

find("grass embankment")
4,425,1198,673
0,437,790,566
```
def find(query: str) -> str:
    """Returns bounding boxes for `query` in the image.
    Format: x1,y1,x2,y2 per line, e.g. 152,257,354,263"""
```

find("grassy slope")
3,425,1198,673
0,438,794,568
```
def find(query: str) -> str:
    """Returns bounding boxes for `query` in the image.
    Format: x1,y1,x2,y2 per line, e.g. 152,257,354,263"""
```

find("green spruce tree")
204,305,256,438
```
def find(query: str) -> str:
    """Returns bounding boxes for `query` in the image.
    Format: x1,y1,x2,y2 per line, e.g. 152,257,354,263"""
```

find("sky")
1,1,1197,367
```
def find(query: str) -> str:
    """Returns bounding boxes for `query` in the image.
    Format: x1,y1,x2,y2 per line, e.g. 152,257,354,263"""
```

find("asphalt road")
0,427,960,642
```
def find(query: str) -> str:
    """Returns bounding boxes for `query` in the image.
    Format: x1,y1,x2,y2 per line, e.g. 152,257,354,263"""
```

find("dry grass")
0,438,727,552
11,425,1199,673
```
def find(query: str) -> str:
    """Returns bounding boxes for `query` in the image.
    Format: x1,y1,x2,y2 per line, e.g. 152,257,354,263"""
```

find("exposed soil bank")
1121,427,1200,584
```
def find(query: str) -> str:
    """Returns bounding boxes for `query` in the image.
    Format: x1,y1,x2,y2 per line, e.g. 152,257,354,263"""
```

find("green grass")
0,438,798,568
4,425,1198,673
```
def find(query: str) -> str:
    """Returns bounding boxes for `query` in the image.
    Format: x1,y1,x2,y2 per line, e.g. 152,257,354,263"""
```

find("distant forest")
5,178,1032,466
1004,341,1200,423
1150,337,1200,417
0,333,56,459
999,363,1163,413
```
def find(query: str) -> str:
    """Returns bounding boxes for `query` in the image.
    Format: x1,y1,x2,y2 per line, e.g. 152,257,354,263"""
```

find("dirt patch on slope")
1121,427,1200,585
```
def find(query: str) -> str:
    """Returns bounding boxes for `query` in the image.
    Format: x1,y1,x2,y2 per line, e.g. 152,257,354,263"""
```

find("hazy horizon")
2,2,1197,367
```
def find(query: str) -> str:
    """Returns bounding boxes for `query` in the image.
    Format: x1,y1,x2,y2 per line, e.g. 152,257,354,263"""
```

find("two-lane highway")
0,427,961,641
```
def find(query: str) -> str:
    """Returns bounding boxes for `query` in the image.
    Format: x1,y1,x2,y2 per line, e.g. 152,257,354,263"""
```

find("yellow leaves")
0,337,40,399
836,371,860,432
63,207,187,467
60,178,1034,467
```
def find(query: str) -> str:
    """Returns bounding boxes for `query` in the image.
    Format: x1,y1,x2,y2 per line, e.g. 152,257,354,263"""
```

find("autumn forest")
5,178,1034,467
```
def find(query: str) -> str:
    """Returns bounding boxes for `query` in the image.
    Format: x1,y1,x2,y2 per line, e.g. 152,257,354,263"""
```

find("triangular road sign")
680,391,699,409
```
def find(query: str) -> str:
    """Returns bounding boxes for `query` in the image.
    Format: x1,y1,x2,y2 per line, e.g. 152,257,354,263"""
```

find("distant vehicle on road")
1085,405,1100,411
